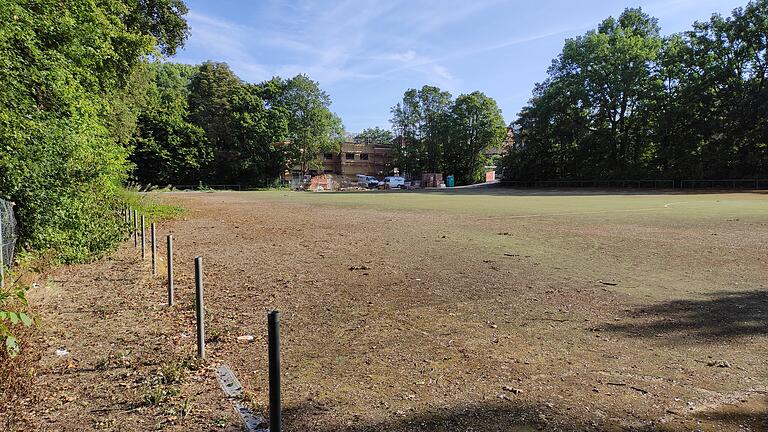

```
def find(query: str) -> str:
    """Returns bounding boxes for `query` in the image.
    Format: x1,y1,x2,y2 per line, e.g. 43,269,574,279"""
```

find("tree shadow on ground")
283,400,580,432
694,400,768,430
600,289,768,342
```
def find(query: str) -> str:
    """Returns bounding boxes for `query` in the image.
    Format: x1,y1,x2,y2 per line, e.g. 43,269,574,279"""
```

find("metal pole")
268,310,282,432
167,235,174,306
133,210,138,247
0,219,5,289
195,256,205,359
141,215,146,259
151,223,157,275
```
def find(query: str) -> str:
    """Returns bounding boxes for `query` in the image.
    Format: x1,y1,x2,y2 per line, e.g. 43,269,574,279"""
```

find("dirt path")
15,238,241,431
10,190,768,431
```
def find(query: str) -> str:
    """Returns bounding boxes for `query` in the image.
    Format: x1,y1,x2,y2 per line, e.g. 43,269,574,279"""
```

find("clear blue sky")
174,0,747,133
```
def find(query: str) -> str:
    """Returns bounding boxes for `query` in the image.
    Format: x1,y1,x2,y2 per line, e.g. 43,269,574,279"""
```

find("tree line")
0,0,345,262
130,62,343,186
390,86,507,185
500,1,768,181
0,0,190,262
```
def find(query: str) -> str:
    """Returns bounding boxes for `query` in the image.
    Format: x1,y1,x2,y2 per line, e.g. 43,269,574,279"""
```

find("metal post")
151,223,157,275
133,210,138,247
195,256,205,359
268,310,282,432
0,220,5,289
140,215,146,259
167,235,174,306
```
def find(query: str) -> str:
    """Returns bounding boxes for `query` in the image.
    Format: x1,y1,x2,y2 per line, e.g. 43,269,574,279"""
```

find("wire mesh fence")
1,199,18,284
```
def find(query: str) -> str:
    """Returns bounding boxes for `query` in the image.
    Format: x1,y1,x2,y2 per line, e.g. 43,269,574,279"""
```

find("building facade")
321,141,393,180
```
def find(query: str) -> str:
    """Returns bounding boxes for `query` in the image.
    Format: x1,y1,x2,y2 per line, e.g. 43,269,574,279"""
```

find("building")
286,137,395,184
321,140,394,180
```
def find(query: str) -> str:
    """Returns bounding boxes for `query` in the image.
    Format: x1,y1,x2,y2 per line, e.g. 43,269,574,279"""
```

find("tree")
265,75,345,175
444,92,507,185
187,61,242,181
123,0,190,56
0,0,189,263
227,84,289,185
130,62,210,185
357,127,394,145
390,86,452,176
502,2,768,182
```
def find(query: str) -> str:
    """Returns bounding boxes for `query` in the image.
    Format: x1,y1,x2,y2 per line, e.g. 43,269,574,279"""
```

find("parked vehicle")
383,176,406,189
356,174,380,189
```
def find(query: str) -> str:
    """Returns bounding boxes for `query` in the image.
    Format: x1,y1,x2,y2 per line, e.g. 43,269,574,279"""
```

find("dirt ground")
9,188,768,431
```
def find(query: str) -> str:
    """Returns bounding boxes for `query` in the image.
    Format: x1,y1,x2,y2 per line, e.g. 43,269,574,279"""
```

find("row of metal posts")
122,206,281,431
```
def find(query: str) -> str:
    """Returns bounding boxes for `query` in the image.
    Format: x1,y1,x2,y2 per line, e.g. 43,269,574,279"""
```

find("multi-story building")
285,137,395,185
320,140,394,180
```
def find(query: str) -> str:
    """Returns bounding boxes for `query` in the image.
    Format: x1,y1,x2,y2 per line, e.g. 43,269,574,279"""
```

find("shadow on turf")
601,289,768,342
283,398,765,431
693,404,768,431
283,400,571,432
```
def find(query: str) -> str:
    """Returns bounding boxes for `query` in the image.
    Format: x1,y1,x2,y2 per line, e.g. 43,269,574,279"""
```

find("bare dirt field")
13,188,768,431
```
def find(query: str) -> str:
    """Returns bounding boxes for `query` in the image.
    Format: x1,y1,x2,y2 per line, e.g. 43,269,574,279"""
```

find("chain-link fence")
1,199,18,287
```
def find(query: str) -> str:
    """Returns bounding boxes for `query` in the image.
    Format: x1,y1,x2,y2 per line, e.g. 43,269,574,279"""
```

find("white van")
383,176,406,189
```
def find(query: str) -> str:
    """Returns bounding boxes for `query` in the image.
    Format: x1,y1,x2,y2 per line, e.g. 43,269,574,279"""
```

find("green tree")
357,127,394,146
227,84,289,185
444,92,507,185
390,86,452,176
265,75,345,175
130,62,210,185
0,0,189,263
503,2,768,182
187,61,242,181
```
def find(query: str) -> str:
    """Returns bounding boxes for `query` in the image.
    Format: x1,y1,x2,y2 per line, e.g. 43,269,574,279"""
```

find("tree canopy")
390,86,505,184
501,3,768,181
0,0,188,262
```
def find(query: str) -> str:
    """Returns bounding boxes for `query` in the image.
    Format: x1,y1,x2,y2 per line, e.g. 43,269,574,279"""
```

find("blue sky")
174,0,747,133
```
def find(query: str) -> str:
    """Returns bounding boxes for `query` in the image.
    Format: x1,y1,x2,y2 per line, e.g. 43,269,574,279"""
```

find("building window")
324,153,334,160
345,153,355,160
360,153,369,160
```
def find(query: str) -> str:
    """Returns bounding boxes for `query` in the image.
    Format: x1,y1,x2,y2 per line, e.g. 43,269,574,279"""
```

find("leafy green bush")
0,1,188,264
0,286,34,357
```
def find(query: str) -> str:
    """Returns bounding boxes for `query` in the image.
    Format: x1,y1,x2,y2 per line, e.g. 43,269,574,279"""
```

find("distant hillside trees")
391,86,506,184
501,2,768,181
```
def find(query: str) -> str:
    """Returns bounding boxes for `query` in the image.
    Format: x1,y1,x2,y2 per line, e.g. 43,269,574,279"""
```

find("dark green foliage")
357,127,394,145
123,0,190,56
131,61,293,186
444,92,507,185
501,2,768,181
130,62,210,184
391,86,505,184
390,86,453,176
0,0,186,262
263,75,345,175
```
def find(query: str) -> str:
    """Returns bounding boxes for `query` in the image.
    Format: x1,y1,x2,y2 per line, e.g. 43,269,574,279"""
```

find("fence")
170,184,242,191
124,205,281,430
502,179,768,190
1,199,18,287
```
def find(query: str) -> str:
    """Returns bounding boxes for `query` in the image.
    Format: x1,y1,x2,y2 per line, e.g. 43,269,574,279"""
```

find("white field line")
664,201,690,208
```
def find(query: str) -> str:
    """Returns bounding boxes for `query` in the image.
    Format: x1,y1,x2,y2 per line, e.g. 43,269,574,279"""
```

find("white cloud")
179,2,582,92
